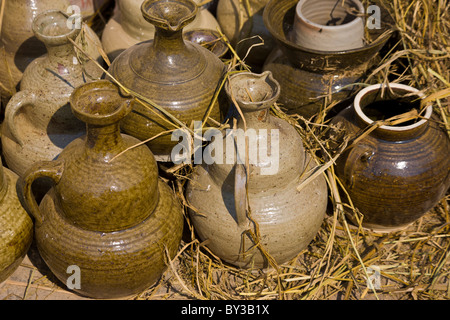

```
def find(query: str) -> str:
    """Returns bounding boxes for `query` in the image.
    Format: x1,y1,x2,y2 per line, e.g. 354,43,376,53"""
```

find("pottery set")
101,0,221,61
262,0,394,118
186,71,328,268
329,83,450,232
108,0,227,161
0,0,103,104
21,80,184,299
1,10,102,197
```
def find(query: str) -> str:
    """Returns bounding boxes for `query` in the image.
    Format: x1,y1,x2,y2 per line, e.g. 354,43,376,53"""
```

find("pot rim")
354,83,432,132
32,10,80,44
295,0,365,31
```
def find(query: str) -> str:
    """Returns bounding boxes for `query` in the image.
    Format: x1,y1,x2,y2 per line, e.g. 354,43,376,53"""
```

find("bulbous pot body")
262,0,393,119
1,10,100,182
330,83,450,232
101,0,221,61
0,163,34,283
0,0,103,103
21,80,184,298
186,71,328,268
108,0,226,161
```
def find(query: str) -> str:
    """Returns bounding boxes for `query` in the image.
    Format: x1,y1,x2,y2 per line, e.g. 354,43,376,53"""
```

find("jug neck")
85,122,124,158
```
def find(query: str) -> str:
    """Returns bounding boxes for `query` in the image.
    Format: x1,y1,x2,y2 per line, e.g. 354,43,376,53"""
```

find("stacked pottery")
329,83,450,232
262,0,394,118
101,0,221,61
186,71,328,268
216,0,274,70
0,159,34,284
0,0,103,104
108,0,227,161
21,80,184,299
1,10,102,197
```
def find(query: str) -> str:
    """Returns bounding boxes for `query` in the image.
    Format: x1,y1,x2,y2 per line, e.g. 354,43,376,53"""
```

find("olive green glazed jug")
108,0,227,161
21,80,184,299
0,159,33,284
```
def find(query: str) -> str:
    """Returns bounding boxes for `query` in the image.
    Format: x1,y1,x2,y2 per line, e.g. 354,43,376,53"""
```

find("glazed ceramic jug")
0,158,34,284
101,0,221,61
329,83,450,232
186,71,328,268
0,0,103,103
262,0,394,118
2,10,101,187
21,80,184,299
216,0,274,69
108,0,227,161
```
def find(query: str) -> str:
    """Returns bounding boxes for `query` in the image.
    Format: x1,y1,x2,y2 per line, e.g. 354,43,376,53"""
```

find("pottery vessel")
0,159,34,284
262,0,394,118
330,83,450,232
1,10,101,186
186,71,328,268
109,0,227,161
0,0,103,104
216,0,274,69
101,0,221,61
292,0,365,51
183,28,229,58
21,80,184,299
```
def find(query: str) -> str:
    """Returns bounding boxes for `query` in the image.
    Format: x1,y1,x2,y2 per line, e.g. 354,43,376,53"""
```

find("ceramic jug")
101,0,221,61
186,71,328,269
0,0,103,104
262,0,394,119
108,0,227,161
0,158,34,284
216,0,274,70
2,10,101,189
21,80,184,299
329,83,450,232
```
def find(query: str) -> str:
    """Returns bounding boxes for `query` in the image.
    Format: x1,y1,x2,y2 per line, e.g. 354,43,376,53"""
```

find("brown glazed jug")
330,83,450,232
1,10,101,183
0,0,103,104
186,71,328,269
262,0,394,119
108,0,226,161
0,159,34,284
21,80,184,299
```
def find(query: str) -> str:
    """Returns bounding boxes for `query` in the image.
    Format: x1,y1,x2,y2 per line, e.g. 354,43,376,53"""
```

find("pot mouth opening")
296,0,364,30
354,84,432,131
141,0,197,31
32,10,78,41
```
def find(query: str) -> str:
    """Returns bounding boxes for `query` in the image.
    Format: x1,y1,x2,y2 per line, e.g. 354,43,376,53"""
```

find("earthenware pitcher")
0,158,33,284
21,80,184,299
101,0,221,60
330,83,450,232
108,0,227,161
186,71,328,268
1,10,100,188
262,0,394,118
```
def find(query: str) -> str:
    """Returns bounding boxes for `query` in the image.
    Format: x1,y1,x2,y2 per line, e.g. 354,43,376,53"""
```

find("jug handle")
234,163,248,228
4,90,37,147
21,160,64,226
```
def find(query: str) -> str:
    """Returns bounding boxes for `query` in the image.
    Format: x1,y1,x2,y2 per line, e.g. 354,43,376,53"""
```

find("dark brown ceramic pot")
262,0,394,119
108,0,227,161
0,159,33,284
21,80,184,299
330,83,450,232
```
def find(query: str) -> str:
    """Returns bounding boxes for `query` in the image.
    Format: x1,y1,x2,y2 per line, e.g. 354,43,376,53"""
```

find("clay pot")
330,83,450,232
216,0,274,70
186,71,328,268
1,10,101,187
101,0,221,61
0,0,103,104
0,159,34,284
262,0,394,118
292,0,365,51
183,28,229,58
21,80,184,299
108,0,227,161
